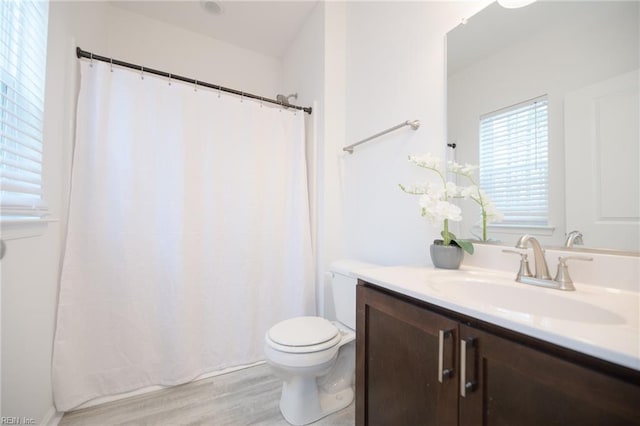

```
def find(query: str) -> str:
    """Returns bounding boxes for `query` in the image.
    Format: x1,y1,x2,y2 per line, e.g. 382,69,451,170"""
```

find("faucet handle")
554,256,593,291
558,255,593,264
564,230,584,248
502,249,533,279
503,249,525,255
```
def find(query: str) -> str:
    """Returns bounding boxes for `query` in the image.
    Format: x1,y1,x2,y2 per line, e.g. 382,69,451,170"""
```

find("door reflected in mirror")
446,1,639,254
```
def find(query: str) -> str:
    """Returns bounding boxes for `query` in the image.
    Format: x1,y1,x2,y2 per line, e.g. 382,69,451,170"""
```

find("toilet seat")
266,316,341,354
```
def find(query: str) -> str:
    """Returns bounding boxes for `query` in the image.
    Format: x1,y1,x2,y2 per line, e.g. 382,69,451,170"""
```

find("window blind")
0,0,49,218
479,96,548,226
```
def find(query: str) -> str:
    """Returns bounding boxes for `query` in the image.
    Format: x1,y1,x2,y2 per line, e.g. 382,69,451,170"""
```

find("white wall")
281,2,355,322
282,2,325,316
342,1,488,266
283,0,481,318
281,2,350,321
284,1,492,315
104,4,283,97
2,1,284,421
318,2,349,318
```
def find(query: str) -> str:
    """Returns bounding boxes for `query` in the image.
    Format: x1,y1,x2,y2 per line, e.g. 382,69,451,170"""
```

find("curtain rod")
76,47,312,115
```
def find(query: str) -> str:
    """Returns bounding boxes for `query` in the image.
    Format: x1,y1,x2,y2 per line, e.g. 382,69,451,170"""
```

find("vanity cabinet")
355,282,459,425
356,283,640,426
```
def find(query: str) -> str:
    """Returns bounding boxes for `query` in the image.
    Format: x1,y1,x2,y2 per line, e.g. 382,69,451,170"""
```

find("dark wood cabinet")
356,283,458,426
356,283,640,426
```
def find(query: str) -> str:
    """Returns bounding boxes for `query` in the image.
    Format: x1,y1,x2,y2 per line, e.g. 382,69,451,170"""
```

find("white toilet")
264,260,375,426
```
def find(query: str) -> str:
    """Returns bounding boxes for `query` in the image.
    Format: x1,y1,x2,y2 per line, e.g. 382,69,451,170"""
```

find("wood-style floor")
59,363,355,426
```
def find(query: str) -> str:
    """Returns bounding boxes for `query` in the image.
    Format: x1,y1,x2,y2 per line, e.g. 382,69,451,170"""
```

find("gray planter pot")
430,242,464,269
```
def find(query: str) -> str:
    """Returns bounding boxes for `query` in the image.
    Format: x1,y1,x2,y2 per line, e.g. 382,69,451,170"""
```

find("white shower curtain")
52,61,315,411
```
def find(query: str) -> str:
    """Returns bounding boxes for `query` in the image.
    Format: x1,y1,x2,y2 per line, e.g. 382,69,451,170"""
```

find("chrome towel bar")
343,119,420,154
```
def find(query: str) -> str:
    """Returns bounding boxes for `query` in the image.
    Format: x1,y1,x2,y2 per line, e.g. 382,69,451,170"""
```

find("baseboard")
40,406,63,426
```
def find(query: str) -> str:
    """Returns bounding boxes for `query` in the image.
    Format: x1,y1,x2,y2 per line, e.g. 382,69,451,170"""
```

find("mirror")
447,1,639,254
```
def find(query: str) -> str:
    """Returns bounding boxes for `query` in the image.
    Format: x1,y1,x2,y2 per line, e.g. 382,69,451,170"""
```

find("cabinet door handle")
438,329,453,383
460,337,477,397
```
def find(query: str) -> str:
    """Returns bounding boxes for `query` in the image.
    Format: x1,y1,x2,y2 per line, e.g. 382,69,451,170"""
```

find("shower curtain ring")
110,58,113,72
218,85,221,98
168,73,172,86
141,66,144,80
194,80,198,92
240,92,244,103
259,97,263,108
89,52,93,67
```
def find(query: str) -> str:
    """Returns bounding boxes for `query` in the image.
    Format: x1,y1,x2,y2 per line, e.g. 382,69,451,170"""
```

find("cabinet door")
459,324,640,426
356,285,459,426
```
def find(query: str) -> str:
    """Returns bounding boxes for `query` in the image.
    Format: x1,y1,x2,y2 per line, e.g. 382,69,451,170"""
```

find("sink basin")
426,272,626,324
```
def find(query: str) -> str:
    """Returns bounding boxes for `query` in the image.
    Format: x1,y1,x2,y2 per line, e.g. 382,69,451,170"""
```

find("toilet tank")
329,260,378,330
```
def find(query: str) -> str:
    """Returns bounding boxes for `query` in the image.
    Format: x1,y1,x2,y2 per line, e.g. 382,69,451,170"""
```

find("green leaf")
442,230,458,240
453,238,474,255
439,230,474,254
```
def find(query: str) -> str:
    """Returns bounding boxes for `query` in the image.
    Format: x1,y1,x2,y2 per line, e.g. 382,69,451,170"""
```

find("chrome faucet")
564,230,583,248
515,234,551,280
505,234,593,291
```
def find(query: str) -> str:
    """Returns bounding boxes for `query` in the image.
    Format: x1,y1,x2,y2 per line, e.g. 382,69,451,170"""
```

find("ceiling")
447,1,596,76
110,1,319,58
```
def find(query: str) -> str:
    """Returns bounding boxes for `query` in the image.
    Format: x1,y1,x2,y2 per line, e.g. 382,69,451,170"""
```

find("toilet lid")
268,316,339,347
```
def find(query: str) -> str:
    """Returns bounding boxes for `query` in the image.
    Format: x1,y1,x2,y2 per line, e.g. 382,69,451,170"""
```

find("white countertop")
354,264,640,371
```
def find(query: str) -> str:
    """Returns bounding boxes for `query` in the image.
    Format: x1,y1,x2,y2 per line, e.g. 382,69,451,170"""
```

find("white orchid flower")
402,152,502,247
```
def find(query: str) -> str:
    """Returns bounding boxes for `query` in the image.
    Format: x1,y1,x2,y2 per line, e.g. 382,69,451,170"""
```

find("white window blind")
0,0,49,218
479,96,548,226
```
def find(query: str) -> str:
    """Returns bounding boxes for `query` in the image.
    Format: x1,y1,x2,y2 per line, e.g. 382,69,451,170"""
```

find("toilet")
264,260,376,426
